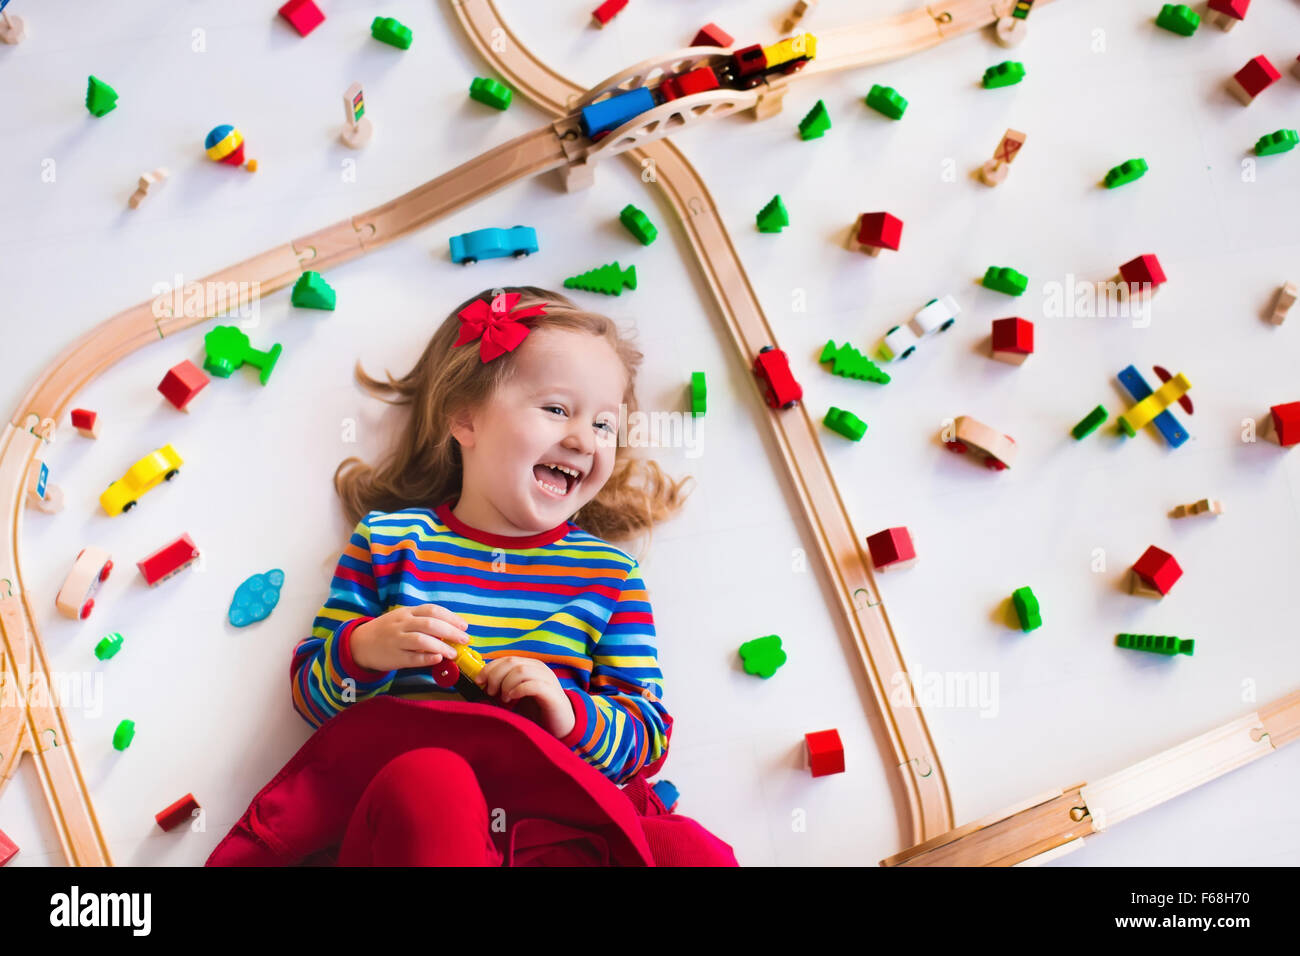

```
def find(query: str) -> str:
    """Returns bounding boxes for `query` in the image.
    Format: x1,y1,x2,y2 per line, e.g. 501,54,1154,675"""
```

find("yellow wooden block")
1119,372,1190,435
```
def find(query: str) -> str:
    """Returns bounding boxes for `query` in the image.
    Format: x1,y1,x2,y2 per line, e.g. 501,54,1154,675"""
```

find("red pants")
336,748,504,866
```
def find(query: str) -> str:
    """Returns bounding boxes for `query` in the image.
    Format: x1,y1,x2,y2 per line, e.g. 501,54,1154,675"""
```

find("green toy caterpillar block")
291,271,336,310
1011,586,1041,631
469,77,512,110
824,407,867,441
1156,4,1199,36
983,266,1028,296
619,204,658,245
1104,158,1149,188
865,84,907,120
757,194,789,233
371,16,412,49
113,719,135,751
983,61,1026,89
1116,633,1194,656
798,99,831,140
1255,129,1299,157
564,262,637,296
95,632,124,661
739,635,787,678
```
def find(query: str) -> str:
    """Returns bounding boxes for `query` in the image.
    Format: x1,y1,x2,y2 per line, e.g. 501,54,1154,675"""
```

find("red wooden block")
866,527,916,571
1118,253,1166,290
990,316,1034,364
692,22,733,48
0,827,17,866
592,0,628,27
70,408,100,438
805,729,844,777
660,66,720,101
1229,55,1280,103
155,793,201,832
1207,0,1250,20
1268,402,1300,447
137,534,200,587
855,212,903,252
278,0,325,37
158,360,210,411
1132,545,1182,596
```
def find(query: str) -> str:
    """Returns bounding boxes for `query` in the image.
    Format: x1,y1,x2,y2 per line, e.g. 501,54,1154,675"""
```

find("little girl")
289,285,693,864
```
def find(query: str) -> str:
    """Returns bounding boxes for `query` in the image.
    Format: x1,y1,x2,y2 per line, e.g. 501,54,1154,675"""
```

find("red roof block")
1269,402,1300,447
70,408,100,438
691,22,733,47
158,360,210,411
805,729,844,777
278,0,324,37
866,527,916,570
592,0,628,26
156,793,201,832
1232,55,1280,100
856,212,903,252
1207,0,1250,19
1119,253,1166,289
1133,545,1182,596
991,316,1034,356
137,534,201,587
0,826,17,866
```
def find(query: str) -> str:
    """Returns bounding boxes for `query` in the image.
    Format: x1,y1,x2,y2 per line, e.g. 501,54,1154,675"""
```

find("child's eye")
596,421,615,433
543,405,566,417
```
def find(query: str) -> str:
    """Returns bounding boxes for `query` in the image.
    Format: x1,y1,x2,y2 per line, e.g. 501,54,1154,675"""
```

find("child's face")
454,327,626,534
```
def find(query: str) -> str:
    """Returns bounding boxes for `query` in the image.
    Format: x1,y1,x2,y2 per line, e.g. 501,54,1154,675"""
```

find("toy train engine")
578,33,817,140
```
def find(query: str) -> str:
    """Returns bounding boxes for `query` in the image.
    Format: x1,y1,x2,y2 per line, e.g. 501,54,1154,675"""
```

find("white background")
1,0,1298,866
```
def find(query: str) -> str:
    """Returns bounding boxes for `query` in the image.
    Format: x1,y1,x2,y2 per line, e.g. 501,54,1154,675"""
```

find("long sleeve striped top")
290,502,672,784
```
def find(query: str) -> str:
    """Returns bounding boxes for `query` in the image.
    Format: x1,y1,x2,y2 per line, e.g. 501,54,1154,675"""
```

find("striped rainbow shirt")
291,502,672,784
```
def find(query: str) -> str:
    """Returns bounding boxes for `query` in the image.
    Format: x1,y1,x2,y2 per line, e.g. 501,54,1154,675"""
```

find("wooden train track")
3,0,1294,865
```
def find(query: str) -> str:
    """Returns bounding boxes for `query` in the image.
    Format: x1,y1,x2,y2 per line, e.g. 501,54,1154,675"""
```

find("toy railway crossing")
2,0,1297,866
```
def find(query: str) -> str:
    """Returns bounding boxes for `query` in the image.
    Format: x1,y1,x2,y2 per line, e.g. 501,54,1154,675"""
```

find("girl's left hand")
476,657,575,739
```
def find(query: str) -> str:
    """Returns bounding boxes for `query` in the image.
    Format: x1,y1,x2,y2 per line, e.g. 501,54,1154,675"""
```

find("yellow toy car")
99,444,183,515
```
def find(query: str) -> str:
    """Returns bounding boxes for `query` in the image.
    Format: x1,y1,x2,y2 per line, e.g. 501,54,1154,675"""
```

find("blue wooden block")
1117,365,1188,448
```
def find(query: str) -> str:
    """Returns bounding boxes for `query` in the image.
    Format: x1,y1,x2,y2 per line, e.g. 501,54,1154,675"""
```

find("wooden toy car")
752,346,803,409
944,415,1018,470
137,534,200,587
879,295,960,361
55,547,114,620
448,226,538,265
99,445,183,516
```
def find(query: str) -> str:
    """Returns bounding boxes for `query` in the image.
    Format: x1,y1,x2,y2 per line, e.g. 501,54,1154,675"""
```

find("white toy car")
877,294,961,362
56,546,114,620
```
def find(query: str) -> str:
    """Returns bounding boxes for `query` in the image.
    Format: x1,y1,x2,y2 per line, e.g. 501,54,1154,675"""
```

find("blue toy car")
449,225,538,265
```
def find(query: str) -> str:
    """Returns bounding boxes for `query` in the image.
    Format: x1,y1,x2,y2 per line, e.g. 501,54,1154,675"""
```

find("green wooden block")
824,407,867,441
1071,404,1108,440
469,76,512,110
86,75,119,117
798,99,831,140
291,271,336,310
112,719,135,751
619,204,658,245
983,61,1026,89
1116,633,1194,656
371,16,412,49
690,371,706,416
1156,4,1199,36
865,84,907,120
756,195,789,233
738,634,787,678
94,632,124,661
1104,158,1149,188
1255,129,1299,157
1011,586,1041,631
983,266,1028,296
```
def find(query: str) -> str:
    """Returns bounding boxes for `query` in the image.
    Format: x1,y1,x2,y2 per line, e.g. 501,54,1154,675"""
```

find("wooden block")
128,168,169,210
1271,282,1297,325
1171,498,1223,518
980,159,1009,186
782,0,815,33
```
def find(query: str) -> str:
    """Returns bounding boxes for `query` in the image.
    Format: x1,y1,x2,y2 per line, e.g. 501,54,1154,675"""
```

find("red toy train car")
753,346,803,410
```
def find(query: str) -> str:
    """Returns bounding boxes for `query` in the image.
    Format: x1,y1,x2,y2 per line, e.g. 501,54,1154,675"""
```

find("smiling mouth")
533,462,582,498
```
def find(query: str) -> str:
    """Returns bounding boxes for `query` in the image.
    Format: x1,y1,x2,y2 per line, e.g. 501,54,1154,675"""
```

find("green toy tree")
564,262,637,296
819,340,890,383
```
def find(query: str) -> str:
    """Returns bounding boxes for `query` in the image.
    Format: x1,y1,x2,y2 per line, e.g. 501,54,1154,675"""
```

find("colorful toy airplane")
1116,365,1191,447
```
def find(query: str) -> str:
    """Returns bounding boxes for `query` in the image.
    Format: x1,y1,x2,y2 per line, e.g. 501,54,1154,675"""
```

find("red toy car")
753,346,803,410
137,534,201,587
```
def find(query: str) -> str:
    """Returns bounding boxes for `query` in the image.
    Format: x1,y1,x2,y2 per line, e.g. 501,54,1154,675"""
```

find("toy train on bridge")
579,32,818,140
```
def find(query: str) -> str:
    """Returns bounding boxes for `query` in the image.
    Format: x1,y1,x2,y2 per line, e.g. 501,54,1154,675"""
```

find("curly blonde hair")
334,285,693,551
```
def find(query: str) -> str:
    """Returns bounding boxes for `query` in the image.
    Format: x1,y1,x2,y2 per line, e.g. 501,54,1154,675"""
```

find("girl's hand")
350,604,471,673
477,657,576,739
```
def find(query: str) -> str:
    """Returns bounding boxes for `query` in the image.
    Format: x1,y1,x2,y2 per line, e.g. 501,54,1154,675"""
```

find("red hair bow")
453,293,548,362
